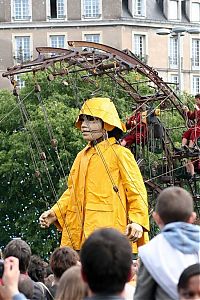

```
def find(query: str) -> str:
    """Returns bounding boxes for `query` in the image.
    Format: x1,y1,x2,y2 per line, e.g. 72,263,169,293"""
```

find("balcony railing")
12,15,31,21
82,13,101,19
47,15,66,20
191,57,200,70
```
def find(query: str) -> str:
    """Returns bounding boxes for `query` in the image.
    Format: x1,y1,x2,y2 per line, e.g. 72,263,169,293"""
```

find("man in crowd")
0,256,27,300
178,263,200,300
46,246,79,299
80,227,133,300
3,239,45,300
134,186,200,300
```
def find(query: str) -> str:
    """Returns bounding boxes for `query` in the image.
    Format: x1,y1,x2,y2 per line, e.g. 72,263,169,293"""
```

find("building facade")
0,0,199,94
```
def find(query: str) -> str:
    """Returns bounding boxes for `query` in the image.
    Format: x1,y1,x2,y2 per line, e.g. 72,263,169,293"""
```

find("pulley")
35,83,41,93
51,138,58,149
40,152,46,161
35,170,41,178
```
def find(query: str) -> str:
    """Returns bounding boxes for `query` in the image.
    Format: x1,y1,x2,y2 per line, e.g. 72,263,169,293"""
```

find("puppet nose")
81,120,89,130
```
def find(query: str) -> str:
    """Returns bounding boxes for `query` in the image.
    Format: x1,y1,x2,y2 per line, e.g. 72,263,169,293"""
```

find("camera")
0,259,4,279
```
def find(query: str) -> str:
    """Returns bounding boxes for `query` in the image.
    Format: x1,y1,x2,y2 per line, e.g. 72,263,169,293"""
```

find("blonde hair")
55,265,88,300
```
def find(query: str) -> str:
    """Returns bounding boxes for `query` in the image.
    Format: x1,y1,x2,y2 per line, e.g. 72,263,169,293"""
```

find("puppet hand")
182,105,189,112
125,223,143,242
131,120,136,126
39,210,57,228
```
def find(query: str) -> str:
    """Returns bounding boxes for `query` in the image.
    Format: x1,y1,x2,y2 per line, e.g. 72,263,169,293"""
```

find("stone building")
0,0,199,93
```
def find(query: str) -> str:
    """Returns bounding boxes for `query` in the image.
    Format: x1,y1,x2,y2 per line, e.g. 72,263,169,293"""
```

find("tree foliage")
0,75,85,257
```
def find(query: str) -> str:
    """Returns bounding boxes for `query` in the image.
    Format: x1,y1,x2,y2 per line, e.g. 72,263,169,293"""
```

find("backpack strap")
36,281,55,300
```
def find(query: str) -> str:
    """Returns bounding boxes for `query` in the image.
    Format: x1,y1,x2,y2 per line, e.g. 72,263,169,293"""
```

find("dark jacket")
84,295,125,300
134,260,174,300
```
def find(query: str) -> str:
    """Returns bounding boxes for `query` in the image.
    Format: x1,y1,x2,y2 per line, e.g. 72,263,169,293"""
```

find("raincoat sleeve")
118,147,149,232
51,149,85,231
51,188,70,231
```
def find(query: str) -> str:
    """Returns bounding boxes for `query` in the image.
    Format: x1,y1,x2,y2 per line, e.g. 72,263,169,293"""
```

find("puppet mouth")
82,130,91,133
82,130,100,133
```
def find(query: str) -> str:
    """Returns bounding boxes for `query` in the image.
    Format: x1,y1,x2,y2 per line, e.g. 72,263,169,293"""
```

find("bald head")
155,187,194,225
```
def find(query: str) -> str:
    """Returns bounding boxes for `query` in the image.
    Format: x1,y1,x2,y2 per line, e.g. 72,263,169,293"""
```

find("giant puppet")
39,97,149,254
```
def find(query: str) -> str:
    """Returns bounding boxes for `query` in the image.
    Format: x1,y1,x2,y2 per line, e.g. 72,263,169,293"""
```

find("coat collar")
88,137,117,148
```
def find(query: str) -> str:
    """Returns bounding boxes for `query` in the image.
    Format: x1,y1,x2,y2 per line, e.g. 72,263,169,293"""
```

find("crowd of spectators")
0,186,200,300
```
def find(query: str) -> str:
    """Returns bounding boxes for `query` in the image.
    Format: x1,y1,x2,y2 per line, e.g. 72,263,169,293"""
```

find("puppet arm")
51,188,70,231
118,147,149,233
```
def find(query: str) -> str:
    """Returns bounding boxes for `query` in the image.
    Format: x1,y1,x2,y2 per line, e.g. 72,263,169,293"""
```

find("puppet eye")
79,115,84,122
87,115,95,121
79,115,95,122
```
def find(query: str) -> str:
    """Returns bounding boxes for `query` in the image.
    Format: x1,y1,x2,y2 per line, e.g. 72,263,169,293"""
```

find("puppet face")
179,275,200,299
80,114,104,142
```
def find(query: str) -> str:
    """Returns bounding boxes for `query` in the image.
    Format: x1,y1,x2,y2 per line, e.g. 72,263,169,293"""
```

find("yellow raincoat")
52,97,149,253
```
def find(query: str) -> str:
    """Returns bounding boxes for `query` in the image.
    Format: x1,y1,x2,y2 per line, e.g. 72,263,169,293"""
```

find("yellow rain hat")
75,97,126,132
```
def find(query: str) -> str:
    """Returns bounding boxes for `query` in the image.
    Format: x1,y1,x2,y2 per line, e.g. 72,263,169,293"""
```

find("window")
16,75,25,88
83,34,100,51
14,36,31,63
12,0,31,20
49,0,65,19
168,0,178,20
134,0,145,17
84,34,100,43
170,74,178,91
50,35,65,48
191,2,200,22
83,0,101,18
134,34,146,61
171,74,178,84
193,76,200,94
169,36,178,67
192,39,200,69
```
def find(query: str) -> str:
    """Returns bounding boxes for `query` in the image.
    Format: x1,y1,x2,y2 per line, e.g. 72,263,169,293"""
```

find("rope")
0,89,34,125
15,93,76,249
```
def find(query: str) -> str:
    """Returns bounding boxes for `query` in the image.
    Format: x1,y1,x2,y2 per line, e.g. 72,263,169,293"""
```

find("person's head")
195,94,200,106
139,103,147,112
178,263,200,299
50,246,79,280
55,265,88,300
153,187,196,228
80,228,132,295
76,97,125,142
3,239,31,273
132,258,140,280
28,255,47,283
